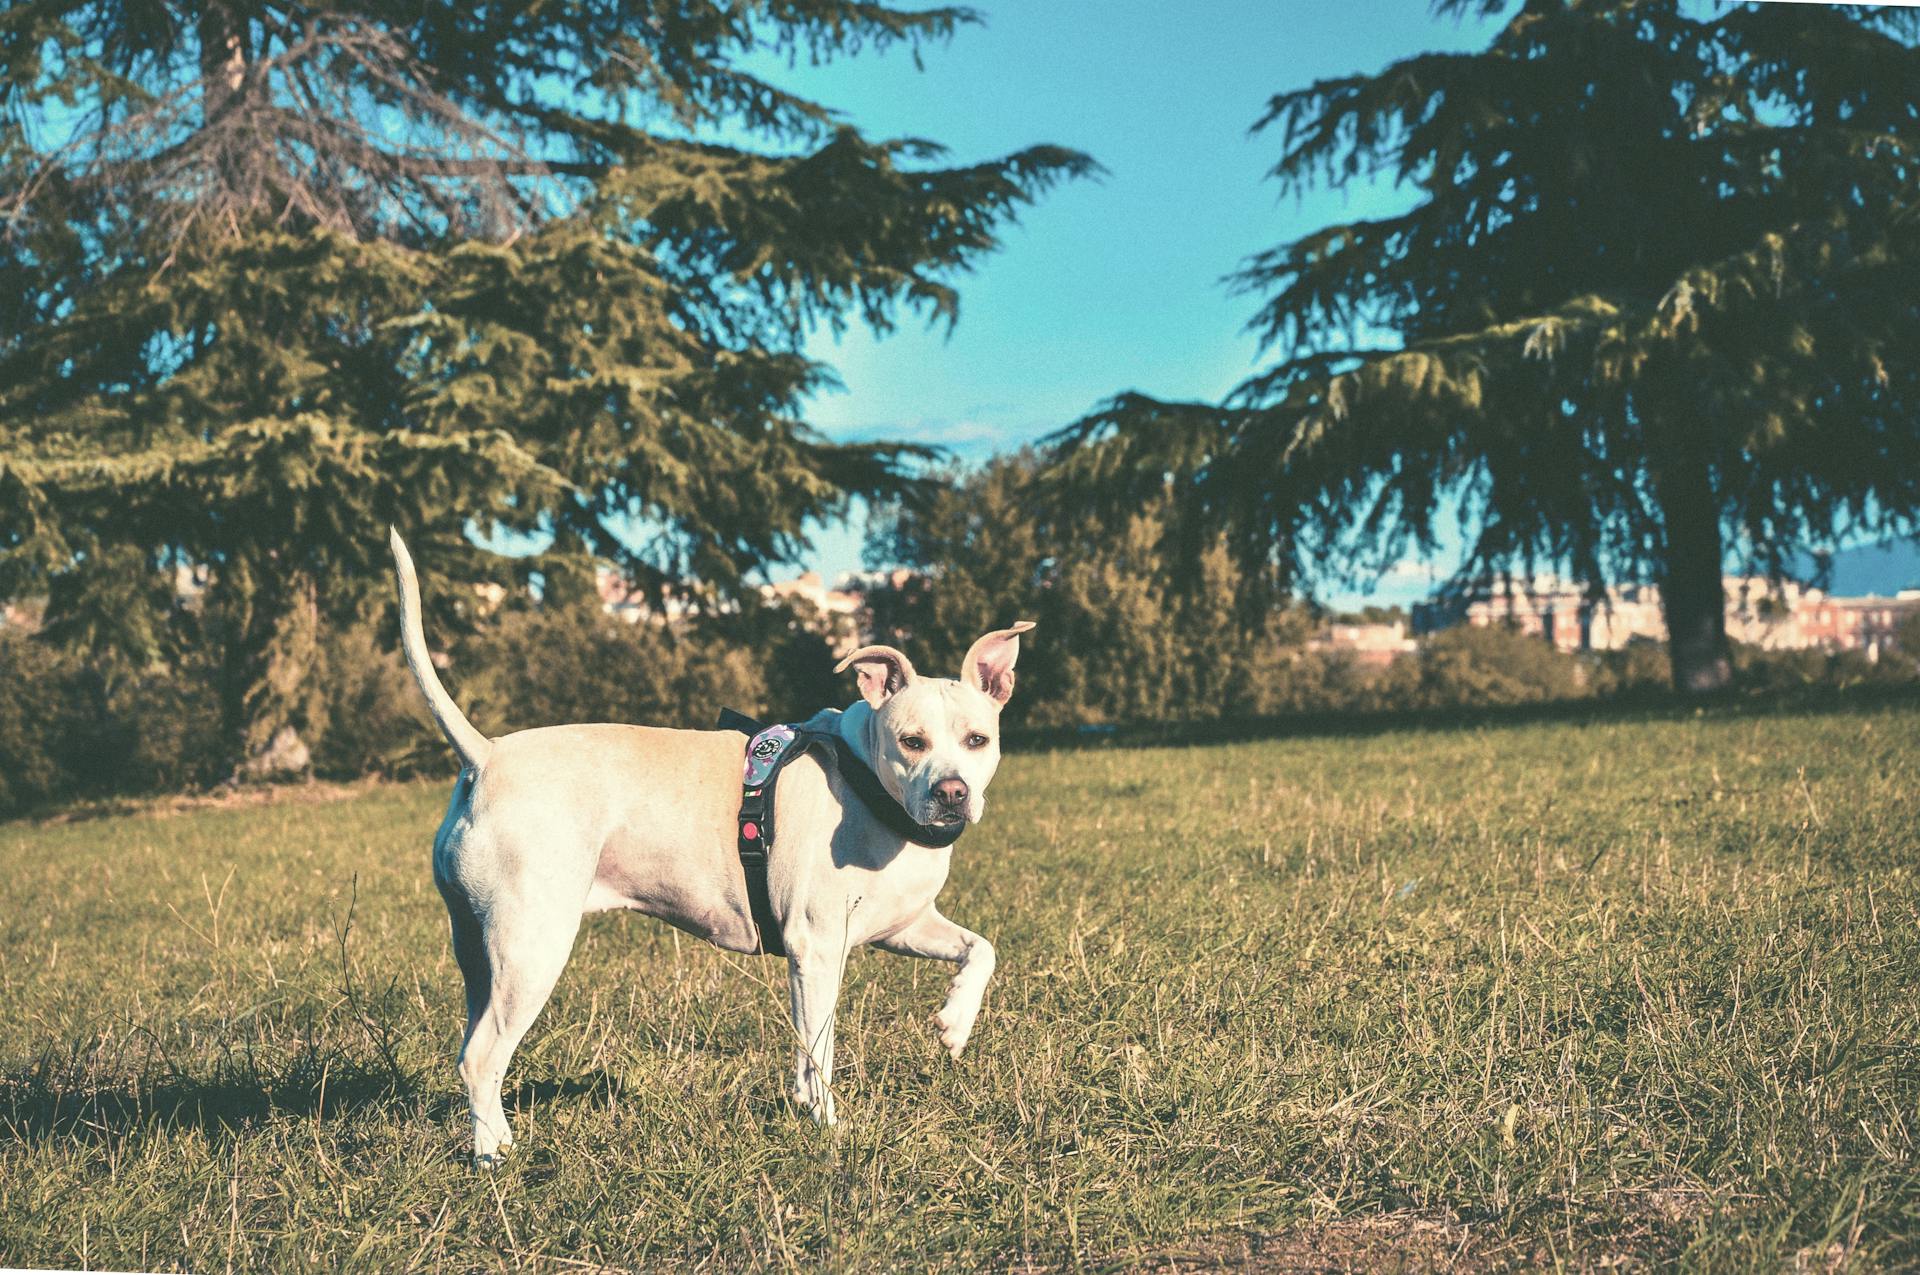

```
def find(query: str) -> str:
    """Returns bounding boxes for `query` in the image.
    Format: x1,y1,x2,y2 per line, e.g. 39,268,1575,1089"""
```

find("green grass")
2,698,1917,1271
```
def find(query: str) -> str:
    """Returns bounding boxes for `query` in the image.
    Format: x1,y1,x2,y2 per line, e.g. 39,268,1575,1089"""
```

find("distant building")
758,570,897,658
1435,578,1666,652
1745,583,1920,661
761,571,866,623
1311,619,1417,667
1416,574,1919,660
474,580,508,614
594,565,698,625
588,563,887,656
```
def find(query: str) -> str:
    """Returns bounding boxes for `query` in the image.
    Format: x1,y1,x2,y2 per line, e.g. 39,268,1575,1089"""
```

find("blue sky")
735,0,1505,602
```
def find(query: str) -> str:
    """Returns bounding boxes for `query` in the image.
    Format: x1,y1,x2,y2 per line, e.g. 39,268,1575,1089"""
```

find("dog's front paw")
471,1123,513,1169
790,1082,838,1127
932,1006,977,1060
473,1138,512,1170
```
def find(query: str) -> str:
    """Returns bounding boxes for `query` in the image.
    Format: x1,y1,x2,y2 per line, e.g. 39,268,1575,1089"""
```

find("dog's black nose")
933,777,969,809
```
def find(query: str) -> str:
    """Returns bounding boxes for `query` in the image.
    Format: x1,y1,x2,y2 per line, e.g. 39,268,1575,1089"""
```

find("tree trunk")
1654,454,1732,693
217,562,322,781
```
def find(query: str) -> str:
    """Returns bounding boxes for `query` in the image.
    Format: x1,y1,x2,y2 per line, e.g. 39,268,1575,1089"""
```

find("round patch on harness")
742,821,759,840
743,724,797,787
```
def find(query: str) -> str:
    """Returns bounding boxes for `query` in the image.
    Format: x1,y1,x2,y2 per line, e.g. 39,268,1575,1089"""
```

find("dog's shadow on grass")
0,1052,427,1148
502,1070,626,1113
0,1053,650,1148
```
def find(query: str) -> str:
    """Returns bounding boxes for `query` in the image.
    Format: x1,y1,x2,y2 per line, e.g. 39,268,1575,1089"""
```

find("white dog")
389,530,1032,1164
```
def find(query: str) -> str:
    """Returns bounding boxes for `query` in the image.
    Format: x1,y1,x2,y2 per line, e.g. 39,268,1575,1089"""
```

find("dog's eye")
899,735,928,752
965,733,990,749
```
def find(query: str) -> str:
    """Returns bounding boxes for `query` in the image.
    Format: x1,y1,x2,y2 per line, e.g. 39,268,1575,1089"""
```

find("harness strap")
734,785,783,957
722,709,787,956
717,707,967,958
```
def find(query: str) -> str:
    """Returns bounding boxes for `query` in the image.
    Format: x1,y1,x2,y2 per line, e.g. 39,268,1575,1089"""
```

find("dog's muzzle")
926,777,970,825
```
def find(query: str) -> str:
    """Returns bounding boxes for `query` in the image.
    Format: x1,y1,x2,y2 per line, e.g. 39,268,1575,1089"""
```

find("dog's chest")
835,844,953,942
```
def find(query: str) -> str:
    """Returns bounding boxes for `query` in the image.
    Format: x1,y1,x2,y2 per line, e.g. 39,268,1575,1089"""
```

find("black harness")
717,708,967,956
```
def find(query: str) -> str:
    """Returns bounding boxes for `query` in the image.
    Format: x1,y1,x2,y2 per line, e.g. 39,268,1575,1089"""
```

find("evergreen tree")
1046,0,1920,691
0,1,1090,764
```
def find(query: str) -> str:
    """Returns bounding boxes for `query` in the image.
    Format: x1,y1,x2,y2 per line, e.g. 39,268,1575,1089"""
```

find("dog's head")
833,622,1035,827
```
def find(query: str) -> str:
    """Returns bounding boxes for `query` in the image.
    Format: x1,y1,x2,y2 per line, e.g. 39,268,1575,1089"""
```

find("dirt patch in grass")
1109,1191,1741,1273
1090,1216,1527,1274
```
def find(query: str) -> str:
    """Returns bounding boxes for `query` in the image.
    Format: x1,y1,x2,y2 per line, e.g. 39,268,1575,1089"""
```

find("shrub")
5,541,1916,817
96,662,229,795
0,632,76,814
1378,624,1587,710
0,633,228,816
1590,638,1671,696
309,624,438,779
454,604,767,738
1732,643,1832,692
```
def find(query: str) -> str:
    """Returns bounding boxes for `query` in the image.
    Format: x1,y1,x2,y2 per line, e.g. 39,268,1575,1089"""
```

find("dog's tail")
389,527,493,771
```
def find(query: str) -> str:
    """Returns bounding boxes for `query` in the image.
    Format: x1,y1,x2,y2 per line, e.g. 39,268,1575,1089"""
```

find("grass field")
2,696,1918,1271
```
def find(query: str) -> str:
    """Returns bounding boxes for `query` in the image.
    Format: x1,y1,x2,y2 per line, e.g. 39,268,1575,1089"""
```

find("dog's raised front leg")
786,943,845,1126
876,908,996,1060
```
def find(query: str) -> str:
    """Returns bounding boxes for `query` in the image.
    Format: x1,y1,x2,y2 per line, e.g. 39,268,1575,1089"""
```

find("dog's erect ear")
961,621,1035,707
834,645,918,710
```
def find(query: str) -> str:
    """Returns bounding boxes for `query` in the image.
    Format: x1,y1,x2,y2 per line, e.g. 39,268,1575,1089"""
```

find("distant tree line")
861,454,1920,730
0,580,845,817
5,450,1915,817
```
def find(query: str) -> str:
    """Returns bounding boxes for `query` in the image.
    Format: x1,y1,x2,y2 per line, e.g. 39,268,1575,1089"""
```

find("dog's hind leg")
874,908,996,1060
439,878,491,1057
457,905,582,1166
